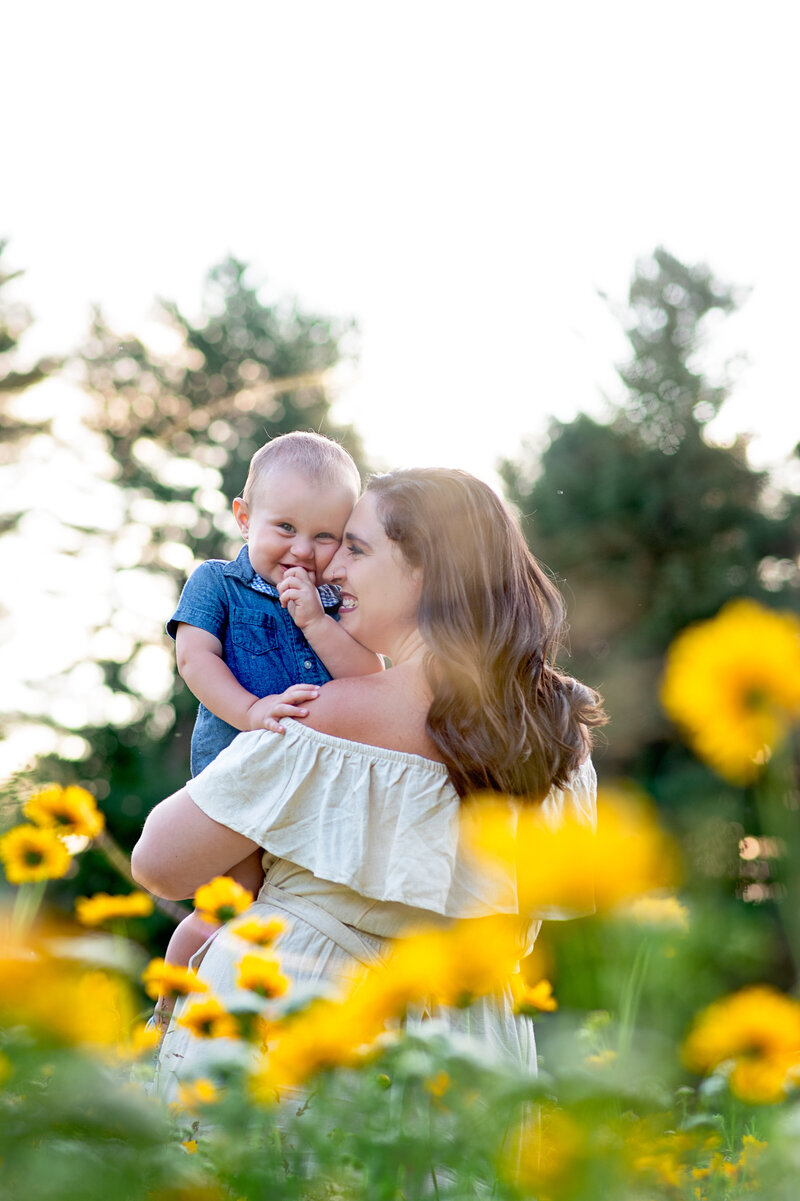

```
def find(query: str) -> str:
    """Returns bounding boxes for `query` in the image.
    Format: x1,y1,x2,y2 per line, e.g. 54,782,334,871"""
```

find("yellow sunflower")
462,782,678,917
23,784,105,838
193,876,253,924
0,824,72,884
177,1078,220,1109
177,996,239,1040
661,599,800,784
141,957,209,1001
683,984,800,1103
229,914,288,946
511,976,558,1015
75,890,154,926
236,952,289,999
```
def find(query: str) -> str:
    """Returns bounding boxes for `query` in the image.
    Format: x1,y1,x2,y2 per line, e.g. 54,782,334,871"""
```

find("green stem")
617,940,652,1059
11,878,47,936
750,750,800,981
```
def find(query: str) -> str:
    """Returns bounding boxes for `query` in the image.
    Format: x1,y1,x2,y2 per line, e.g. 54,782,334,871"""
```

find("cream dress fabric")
155,720,597,1100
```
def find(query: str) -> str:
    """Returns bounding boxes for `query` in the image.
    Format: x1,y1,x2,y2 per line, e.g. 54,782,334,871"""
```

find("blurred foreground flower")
236,952,289,999
618,894,689,931
0,824,72,884
2,925,136,1047
229,914,287,946
251,915,525,1096
178,1078,220,1109
193,876,253,924
511,975,558,1014
506,1105,583,1195
22,784,105,838
76,890,154,926
683,985,800,1103
463,784,678,916
177,996,239,1040
661,599,800,784
142,958,209,1001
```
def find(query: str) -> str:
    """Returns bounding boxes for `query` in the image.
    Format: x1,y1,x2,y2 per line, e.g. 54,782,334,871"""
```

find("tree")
501,248,799,778
22,257,367,934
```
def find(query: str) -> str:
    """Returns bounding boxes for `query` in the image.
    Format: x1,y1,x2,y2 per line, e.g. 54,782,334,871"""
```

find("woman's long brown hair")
368,468,607,801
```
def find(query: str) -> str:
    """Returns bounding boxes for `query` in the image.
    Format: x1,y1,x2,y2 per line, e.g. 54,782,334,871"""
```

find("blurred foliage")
0,240,59,527
4,257,368,945
501,247,800,784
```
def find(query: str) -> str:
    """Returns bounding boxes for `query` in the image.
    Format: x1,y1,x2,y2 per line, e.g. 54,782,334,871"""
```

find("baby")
154,431,381,1026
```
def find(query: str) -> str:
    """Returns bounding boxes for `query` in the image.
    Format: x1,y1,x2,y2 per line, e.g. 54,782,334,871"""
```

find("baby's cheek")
317,543,341,572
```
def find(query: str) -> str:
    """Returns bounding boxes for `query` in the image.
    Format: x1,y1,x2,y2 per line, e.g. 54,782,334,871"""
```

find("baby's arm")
278,568,384,678
153,849,265,1029
175,623,320,733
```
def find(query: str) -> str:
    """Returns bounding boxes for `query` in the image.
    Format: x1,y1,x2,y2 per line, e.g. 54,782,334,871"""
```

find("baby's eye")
278,523,294,533
315,532,339,543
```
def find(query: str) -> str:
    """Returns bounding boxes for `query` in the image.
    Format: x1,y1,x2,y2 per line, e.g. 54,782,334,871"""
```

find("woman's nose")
322,545,346,583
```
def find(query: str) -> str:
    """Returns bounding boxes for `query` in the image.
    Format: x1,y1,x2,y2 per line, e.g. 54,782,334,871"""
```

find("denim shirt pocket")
229,608,281,655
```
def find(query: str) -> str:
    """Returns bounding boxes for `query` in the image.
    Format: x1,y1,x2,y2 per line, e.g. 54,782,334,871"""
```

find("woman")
132,468,605,1096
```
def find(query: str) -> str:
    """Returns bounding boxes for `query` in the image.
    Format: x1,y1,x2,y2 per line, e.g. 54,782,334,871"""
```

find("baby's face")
233,467,356,586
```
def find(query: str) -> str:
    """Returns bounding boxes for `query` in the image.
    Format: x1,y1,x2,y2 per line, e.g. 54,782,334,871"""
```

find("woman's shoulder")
295,669,444,763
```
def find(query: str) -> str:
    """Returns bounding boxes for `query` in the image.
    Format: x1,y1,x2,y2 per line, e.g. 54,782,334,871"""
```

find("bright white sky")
4,0,800,482
2,0,799,779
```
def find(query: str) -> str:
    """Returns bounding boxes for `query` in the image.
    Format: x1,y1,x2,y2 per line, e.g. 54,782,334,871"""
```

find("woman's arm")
131,787,259,900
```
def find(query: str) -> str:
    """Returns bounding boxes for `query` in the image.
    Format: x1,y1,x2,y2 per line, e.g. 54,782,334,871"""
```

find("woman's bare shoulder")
296,671,443,761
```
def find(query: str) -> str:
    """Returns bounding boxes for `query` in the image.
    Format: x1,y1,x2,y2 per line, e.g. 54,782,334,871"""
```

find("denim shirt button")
303,659,313,670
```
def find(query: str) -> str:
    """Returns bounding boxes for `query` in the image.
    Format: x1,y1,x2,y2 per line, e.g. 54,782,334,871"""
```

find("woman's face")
323,491,422,656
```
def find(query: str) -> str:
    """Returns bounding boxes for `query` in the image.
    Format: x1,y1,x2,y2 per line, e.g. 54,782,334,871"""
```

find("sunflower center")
25,850,44,866
743,687,769,714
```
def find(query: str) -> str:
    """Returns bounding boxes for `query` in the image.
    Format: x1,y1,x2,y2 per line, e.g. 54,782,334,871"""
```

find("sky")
2,0,799,778
4,0,800,483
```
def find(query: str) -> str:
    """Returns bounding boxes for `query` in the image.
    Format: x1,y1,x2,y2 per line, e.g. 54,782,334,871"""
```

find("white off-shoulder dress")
155,721,597,1099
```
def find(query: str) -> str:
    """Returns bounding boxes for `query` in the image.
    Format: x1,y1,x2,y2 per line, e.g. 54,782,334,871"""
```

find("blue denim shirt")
167,545,341,775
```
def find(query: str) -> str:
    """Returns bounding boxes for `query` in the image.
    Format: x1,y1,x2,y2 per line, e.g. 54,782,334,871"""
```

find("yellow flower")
661,599,800,784
236,952,289,999
250,997,369,1097
193,876,253,924
177,996,239,1040
23,784,105,838
141,958,209,1001
511,976,558,1014
181,1140,198,1154
424,1071,450,1099
463,784,678,917
1,939,136,1048
0,824,72,884
618,894,689,931
129,1021,162,1056
229,914,288,946
177,1078,220,1109
75,890,154,926
506,1106,583,1193
683,985,800,1103
356,915,524,1020
585,1049,617,1067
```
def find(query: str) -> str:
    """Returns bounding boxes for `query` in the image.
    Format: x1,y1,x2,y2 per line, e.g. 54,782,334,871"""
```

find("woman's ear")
232,497,249,539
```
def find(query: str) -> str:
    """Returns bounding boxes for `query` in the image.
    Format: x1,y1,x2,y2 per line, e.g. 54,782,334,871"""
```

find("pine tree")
501,248,799,776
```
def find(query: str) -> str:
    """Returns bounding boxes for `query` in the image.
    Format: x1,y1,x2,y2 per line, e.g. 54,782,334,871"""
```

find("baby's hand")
245,685,320,734
278,567,326,631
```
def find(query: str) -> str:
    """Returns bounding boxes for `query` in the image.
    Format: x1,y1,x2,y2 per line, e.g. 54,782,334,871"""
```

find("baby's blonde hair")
241,431,361,504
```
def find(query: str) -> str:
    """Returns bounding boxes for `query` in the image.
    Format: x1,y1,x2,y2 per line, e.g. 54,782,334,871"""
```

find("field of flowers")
2,598,800,1200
